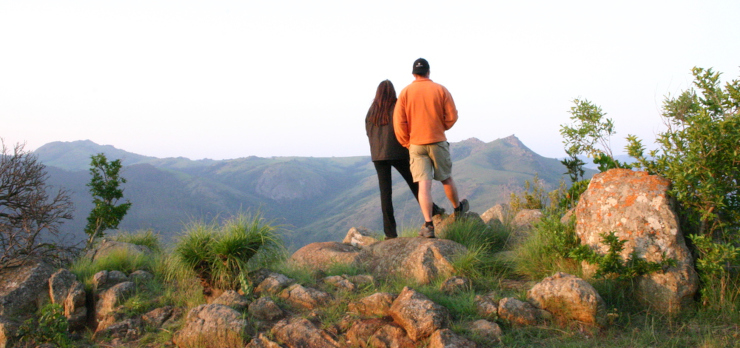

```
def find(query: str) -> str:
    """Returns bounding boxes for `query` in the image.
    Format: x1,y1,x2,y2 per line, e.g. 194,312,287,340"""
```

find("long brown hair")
368,80,397,126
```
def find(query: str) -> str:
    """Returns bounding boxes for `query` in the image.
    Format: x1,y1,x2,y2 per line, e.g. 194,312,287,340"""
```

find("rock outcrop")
575,168,698,314
527,272,607,326
289,242,363,270
0,259,54,317
389,287,450,341
173,304,249,348
343,227,379,248
357,238,467,284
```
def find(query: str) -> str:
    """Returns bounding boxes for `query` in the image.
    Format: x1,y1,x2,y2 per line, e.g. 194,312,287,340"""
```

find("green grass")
110,229,162,252
57,205,740,348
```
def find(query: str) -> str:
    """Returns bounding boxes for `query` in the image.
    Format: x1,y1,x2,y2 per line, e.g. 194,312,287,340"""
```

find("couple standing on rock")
365,58,469,239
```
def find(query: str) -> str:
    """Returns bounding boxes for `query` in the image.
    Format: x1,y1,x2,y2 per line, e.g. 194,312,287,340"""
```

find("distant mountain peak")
501,134,525,148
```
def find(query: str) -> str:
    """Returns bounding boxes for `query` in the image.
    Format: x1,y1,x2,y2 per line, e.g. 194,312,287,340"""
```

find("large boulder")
95,281,136,332
173,304,249,348
575,169,699,314
357,238,467,284
389,287,449,341
289,242,363,270
527,272,607,326
0,259,54,317
48,269,87,330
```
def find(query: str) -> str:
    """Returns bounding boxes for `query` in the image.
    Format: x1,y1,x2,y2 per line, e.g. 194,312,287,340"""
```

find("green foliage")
570,231,675,281
111,230,161,253
509,173,549,213
85,153,132,248
70,247,155,291
627,67,740,238
560,98,632,173
17,303,72,348
513,212,581,279
559,179,590,211
688,234,740,312
175,212,286,291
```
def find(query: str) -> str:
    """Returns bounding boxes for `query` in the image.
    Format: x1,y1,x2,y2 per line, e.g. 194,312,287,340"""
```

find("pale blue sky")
2,0,738,160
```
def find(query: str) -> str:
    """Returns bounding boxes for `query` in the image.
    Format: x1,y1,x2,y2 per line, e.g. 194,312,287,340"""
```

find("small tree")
560,98,631,173
627,67,740,239
85,153,131,248
0,141,74,267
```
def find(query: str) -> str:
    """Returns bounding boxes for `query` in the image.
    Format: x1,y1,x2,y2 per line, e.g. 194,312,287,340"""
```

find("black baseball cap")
412,58,429,75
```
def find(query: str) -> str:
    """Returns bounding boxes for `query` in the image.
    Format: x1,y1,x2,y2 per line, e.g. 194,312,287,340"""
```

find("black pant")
373,159,419,238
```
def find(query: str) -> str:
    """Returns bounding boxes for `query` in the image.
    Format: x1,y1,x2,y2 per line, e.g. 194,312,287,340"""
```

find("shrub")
17,303,72,348
175,212,285,291
512,212,581,280
111,229,161,253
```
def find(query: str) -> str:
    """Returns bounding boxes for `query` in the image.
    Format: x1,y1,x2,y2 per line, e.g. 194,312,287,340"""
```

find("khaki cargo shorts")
409,141,452,182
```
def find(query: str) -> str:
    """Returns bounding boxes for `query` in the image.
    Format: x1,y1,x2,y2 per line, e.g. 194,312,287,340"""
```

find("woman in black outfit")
365,80,443,239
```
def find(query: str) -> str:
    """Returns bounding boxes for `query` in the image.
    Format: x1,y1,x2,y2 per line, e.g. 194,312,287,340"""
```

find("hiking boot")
454,199,469,215
432,203,446,217
419,224,436,238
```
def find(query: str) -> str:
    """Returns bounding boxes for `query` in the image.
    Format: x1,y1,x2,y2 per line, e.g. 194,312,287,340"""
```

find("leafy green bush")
17,303,72,348
570,231,675,281
628,67,740,239
175,212,285,291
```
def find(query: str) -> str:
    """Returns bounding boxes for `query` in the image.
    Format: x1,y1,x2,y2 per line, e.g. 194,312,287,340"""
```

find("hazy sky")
2,0,738,160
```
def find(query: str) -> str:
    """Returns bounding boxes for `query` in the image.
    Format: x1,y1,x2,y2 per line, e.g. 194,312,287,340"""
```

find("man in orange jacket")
393,58,469,238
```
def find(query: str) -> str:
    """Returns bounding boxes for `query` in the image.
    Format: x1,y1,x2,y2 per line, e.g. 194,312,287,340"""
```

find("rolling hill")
36,136,586,249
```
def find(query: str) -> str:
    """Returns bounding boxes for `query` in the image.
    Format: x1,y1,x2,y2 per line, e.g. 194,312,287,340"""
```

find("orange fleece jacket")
393,77,458,148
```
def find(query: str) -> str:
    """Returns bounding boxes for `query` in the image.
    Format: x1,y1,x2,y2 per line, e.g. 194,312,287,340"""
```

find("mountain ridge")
35,136,587,248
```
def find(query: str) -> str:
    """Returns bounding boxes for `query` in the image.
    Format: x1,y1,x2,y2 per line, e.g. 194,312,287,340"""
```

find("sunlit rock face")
575,168,698,314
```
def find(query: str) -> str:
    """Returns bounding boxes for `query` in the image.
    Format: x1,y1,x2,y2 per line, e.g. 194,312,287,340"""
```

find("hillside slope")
36,136,583,248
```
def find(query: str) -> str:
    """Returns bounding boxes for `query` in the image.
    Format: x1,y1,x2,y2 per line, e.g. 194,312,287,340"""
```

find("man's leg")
418,179,434,223
441,177,460,209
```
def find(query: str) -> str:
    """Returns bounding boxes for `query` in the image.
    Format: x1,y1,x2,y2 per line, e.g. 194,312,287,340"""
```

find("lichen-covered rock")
323,275,356,292
527,272,607,326
474,293,498,319
173,304,248,348
289,242,363,270
513,209,543,229
497,297,550,326
246,333,282,348
345,318,387,348
95,281,136,332
212,290,250,311
470,319,503,342
48,268,87,330
248,297,284,321
278,284,332,310
254,272,295,296
0,259,54,317
575,168,698,314
271,317,340,348
389,287,449,341
343,227,379,248
142,306,175,329
357,238,467,284
428,328,478,348
348,292,396,317
94,318,142,341
368,323,415,348
92,270,128,293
